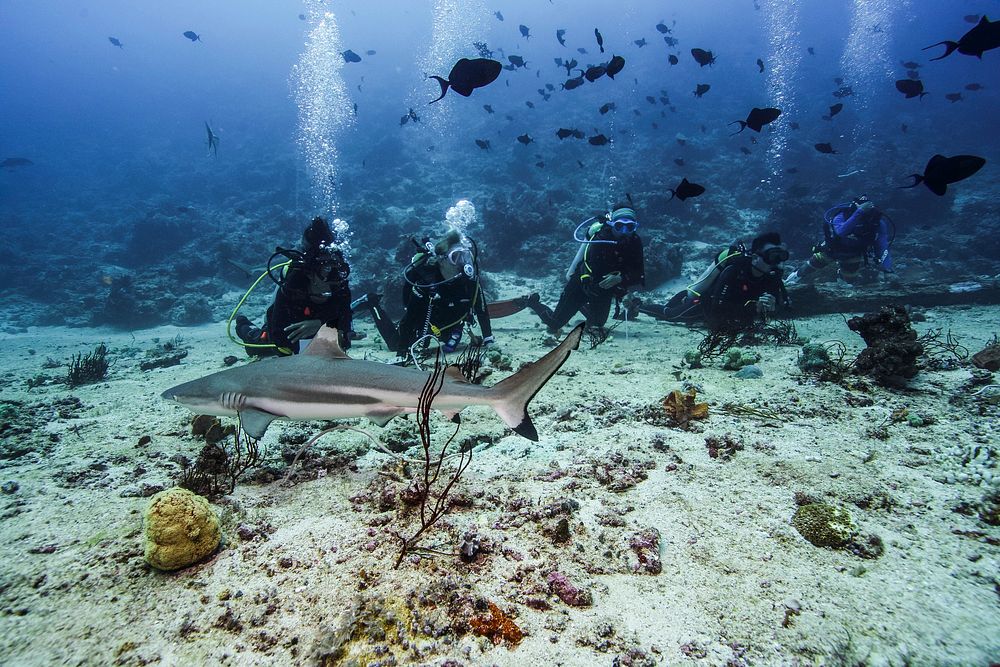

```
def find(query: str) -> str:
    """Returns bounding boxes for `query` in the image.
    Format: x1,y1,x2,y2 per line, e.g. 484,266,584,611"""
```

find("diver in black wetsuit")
525,204,645,334
353,229,494,359
638,232,789,331
234,217,354,356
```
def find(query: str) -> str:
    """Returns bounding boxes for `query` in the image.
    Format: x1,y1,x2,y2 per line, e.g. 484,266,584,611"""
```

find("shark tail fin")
490,323,584,441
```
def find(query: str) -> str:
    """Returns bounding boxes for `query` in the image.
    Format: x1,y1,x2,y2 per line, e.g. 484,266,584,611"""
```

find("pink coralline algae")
629,528,662,575
546,571,593,607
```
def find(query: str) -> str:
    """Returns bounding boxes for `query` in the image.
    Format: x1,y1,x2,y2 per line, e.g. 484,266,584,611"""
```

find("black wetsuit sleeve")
473,284,493,338
621,236,645,289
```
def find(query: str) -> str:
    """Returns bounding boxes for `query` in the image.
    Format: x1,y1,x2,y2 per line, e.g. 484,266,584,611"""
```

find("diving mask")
758,245,790,266
447,246,476,278
610,218,638,234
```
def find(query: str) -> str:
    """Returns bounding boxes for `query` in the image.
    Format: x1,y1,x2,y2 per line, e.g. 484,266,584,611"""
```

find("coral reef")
143,487,220,571
847,306,923,388
721,348,761,371
628,528,662,575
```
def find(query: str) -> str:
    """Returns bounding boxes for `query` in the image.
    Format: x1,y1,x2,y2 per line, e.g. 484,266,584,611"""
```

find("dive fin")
240,408,278,439
922,40,958,61
429,76,450,103
491,323,584,441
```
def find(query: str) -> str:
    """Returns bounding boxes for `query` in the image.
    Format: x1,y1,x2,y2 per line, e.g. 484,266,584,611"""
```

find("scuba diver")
637,232,789,330
784,194,894,285
233,217,354,356
353,229,493,360
526,203,645,334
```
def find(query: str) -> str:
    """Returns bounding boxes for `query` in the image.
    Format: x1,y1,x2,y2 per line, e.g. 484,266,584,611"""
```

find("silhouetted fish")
366,50,376,56
429,58,502,102
814,143,837,154
583,65,606,81
924,16,1000,60
556,29,567,46
343,49,362,63
691,48,716,66
108,36,123,49
823,103,843,120
494,10,503,21
508,55,527,69
525,101,535,108
945,92,963,102
556,128,583,139
555,57,578,75
900,154,985,195
562,74,585,90
595,28,605,53
895,79,927,99
668,178,705,201
693,84,710,97
663,36,678,47
182,31,202,43
577,47,588,54
205,121,219,156
1,157,33,169
833,86,854,98
807,46,815,55
483,104,494,113
729,107,781,134
606,55,625,78
298,13,306,20
965,83,984,91
599,102,615,114
634,38,647,48
519,24,531,40
588,134,609,146
517,134,533,145
668,54,678,65
674,158,684,166
475,139,490,150
535,161,545,168
646,95,656,104
655,21,671,34
756,58,764,73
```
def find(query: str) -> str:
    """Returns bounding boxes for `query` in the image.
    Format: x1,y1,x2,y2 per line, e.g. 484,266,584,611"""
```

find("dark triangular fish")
822,103,843,120
965,83,984,91
577,47,588,54
599,102,615,114
656,22,671,34
475,139,490,150
494,10,503,21
900,154,985,195
2,157,33,169
562,74,585,90
691,48,716,66
108,37,123,49
483,104,494,113
588,134,609,146
756,58,764,73
429,58,502,103
205,122,219,156
519,24,531,39
814,143,837,154
517,134,533,145
342,49,362,63
693,84,710,97
668,178,705,201
183,31,200,42
584,65,606,82
606,55,625,78
508,55,526,68
595,28,605,53
668,54,678,65
945,92,963,102
556,29,567,46
895,79,927,99
924,16,1000,60
634,38,647,48
729,107,781,134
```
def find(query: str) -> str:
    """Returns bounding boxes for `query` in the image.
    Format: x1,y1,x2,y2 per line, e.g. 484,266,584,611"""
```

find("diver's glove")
598,272,623,290
443,331,462,353
284,319,323,342
756,293,777,314
482,335,495,347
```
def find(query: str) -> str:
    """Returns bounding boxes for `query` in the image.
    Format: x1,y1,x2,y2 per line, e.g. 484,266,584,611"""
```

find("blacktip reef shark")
162,324,584,441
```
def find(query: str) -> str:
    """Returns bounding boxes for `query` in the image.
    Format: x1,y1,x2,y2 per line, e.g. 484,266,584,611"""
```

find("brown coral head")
662,389,709,428
469,601,523,646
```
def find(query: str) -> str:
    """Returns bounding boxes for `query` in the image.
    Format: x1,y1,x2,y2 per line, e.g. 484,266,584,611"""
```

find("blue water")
1,0,997,326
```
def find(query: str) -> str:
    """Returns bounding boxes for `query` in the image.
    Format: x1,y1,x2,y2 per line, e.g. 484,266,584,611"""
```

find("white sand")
0,303,997,665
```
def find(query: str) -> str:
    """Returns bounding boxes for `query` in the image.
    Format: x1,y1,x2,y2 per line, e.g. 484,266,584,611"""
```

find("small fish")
508,55,527,68
599,102,616,114
205,121,219,156
655,22,671,34
756,58,764,73
108,36,123,49
634,38,647,48
901,123,908,133
483,104,494,113
298,13,306,20
674,158,684,166
583,65,605,82
429,58,502,102
408,108,420,122
668,54,679,66
833,86,854,98
535,161,545,168
663,36,678,47
519,24,531,40
646,95,656,104
588,134,609,146
577,160,585,168
900,60,920,69
595,28,605,54
366,50,376,56
342,49,362,63
475,139,491,150
807,46,815,55
895,79,927,99
814,142,837,154
605,55,625,79
494,10,504,21
668,178,705,201
691,48,716,66
525,101,535,108
517,134,533,145
1,157,34,169
562,74,585,90
944,92,963,102
900,154,985,195
399,114,409,126
545,83,554,91
693,83,710,98
658,96,669,106
924,16,1000,60
557,57,578,75
740,147,751,155
556,128,577,139
965,83,984,91
823,103,843,120
729,107,781,134
556,29,567,46
577,47,588,54
352,102,358,116
183,30,201,42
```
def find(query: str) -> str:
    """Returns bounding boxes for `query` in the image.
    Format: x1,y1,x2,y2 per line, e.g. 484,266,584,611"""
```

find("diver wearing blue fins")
784,194,894,286
233,217,355,356
636,232,789,330
352,229,494,361
526,204,646,334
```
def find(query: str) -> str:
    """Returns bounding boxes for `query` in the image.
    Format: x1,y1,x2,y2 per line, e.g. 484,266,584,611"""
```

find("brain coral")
143,487,220,571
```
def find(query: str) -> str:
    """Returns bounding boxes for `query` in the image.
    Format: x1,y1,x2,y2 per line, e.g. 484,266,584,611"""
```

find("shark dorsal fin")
445,365,470,383
304,327,350,359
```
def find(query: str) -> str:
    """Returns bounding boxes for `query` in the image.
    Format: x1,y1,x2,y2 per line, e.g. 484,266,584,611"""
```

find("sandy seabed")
0,295,997,667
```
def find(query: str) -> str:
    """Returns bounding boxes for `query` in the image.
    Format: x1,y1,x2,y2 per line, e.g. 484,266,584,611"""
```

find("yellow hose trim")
226,261,293,355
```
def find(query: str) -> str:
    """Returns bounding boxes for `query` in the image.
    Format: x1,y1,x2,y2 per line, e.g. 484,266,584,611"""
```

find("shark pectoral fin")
367,409,403,427
239,408,278,439
305,327,350,359
444,366,471,383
